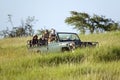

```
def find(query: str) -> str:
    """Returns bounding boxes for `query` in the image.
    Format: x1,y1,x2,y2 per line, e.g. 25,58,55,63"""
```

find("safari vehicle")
27,32,98,53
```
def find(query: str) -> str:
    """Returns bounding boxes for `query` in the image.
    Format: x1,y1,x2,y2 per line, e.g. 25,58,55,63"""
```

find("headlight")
68,42,75,50
69,43,73,46
70,42,75,46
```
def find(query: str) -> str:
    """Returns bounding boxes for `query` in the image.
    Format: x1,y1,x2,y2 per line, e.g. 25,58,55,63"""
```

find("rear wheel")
62,47,70,52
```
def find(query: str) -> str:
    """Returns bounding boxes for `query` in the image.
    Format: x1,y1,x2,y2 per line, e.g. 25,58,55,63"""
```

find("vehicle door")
48,41,61,53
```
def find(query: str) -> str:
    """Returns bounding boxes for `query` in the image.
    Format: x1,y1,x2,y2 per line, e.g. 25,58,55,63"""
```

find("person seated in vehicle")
43,29,49,41
39,29,49,45
39,35,47,46
32,35,38,46
49,28,56,42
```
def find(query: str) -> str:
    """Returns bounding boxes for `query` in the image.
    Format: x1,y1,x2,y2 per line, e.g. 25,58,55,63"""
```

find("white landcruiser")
27,32,98,53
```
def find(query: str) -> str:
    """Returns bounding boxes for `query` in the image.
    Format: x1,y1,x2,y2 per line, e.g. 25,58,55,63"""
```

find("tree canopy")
65,11,120,34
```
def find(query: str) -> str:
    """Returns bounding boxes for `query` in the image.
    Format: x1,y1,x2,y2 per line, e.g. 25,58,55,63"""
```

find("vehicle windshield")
57,33,80,42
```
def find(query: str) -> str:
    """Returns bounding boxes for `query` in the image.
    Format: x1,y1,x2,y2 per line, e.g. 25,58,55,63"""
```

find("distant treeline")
1,11,120,38
0,16,35,38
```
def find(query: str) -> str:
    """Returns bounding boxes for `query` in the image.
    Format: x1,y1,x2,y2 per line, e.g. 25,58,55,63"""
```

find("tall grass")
0,31,120,80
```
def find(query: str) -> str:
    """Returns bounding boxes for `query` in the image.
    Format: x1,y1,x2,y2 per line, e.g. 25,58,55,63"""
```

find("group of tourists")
31,28,56,46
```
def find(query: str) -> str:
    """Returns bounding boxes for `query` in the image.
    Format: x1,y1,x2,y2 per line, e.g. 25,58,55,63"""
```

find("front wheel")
61,47,70,52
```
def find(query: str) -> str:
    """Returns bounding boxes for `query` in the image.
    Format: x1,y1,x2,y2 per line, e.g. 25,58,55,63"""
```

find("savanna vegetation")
0,16,36,38
1,11,120,38
0,31,120,80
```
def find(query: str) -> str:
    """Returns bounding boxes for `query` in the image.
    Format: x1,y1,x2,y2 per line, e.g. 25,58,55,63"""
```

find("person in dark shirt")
32,35,38,46
39,36,47,46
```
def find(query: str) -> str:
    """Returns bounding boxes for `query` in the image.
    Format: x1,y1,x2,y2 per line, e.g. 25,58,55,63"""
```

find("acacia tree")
65,11,90,34
65,11,119,34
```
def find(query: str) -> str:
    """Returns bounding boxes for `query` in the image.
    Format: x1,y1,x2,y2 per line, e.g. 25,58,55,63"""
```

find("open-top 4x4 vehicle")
27,32,98,53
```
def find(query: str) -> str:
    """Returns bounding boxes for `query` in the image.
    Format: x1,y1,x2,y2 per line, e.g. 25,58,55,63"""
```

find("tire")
62,47,70,52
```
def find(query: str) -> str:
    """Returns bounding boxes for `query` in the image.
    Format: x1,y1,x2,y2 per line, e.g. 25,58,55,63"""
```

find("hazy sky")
0,0,120,33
